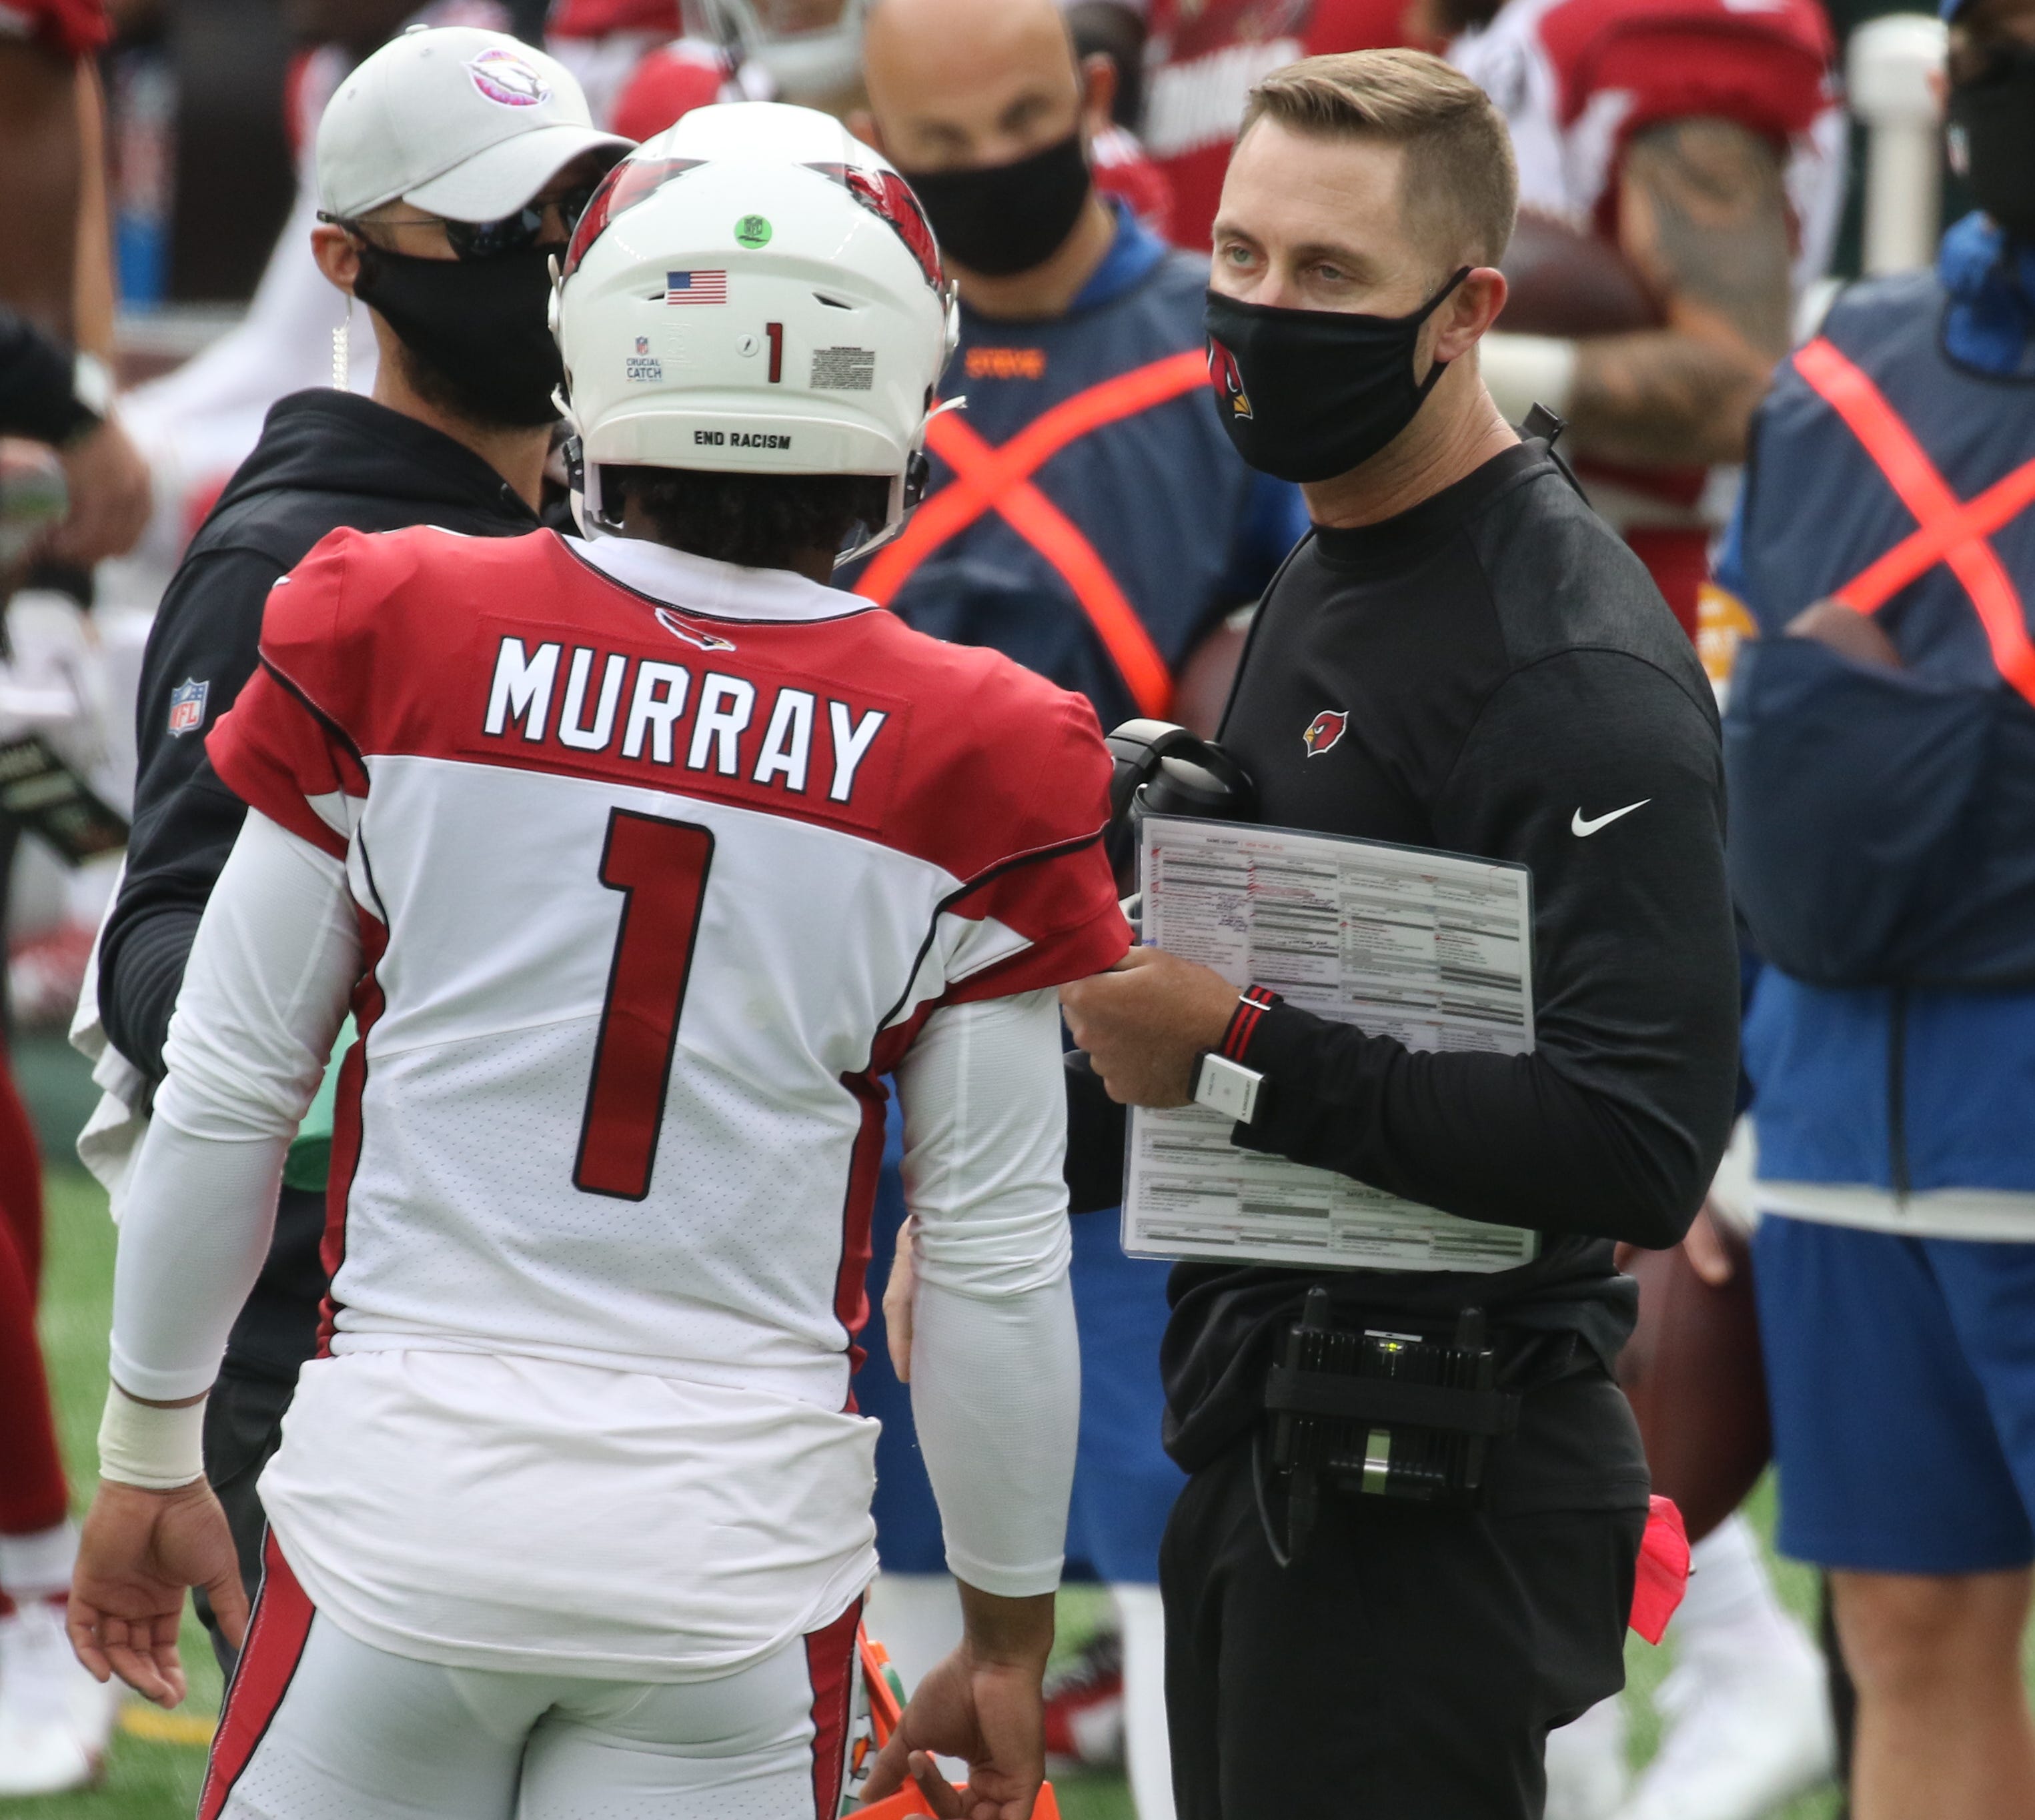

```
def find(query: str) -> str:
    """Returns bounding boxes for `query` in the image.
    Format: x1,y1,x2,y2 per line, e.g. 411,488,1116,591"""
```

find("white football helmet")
554,102,957,560
684,0,868,103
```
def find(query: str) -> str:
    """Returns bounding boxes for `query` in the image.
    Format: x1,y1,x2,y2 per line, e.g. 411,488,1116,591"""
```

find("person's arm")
100,549,289,1078
1065,652,1741,1249
0,305,96,443
0,302,153,570
0,39,82,335
863,988,1079,1819
1566,117,1794,468
70,810,360,1705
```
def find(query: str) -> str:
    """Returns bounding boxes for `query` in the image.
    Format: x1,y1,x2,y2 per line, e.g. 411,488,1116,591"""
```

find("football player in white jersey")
65,104,1129,1820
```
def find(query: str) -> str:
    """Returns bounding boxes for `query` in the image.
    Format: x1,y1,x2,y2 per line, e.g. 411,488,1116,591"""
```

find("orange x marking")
1794,335,2035,709
861,349,1210,718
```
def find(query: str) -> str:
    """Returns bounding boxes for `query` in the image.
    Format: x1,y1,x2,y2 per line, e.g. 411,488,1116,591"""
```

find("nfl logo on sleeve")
167,678,209,738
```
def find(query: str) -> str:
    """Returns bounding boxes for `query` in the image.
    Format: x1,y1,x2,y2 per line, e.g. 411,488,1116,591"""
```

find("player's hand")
1059,947,1237,1109
884,1215,919,1382
67,1478,246,1707
859,1622,1053,1820
1786,596,1901,669
48,415,153,567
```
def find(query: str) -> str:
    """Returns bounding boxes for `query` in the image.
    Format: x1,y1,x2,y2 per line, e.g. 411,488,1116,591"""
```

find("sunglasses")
323,179,604,263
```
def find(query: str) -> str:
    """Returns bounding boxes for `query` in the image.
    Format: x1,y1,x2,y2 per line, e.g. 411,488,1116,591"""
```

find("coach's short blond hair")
1239,49,1518,267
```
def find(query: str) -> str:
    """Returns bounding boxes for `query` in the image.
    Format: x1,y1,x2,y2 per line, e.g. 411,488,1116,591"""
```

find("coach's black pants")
1161,1368,1648,1820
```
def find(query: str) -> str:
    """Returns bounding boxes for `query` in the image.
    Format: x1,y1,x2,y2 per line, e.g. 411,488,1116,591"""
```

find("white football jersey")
208,528,1125,1674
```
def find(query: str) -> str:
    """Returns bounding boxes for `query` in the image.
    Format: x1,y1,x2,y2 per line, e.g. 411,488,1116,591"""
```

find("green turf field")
21,1163,1845,1820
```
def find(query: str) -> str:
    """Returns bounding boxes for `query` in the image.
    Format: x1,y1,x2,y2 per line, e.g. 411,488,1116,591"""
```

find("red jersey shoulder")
0,0,110,57
1535,0,1834,139
831,606,1115,870
609,38,730,143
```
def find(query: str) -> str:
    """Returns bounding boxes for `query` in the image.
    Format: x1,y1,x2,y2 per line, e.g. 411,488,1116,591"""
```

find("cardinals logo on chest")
1303,709,1348,757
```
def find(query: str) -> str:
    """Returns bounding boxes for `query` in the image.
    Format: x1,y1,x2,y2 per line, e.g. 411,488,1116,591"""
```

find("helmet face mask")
552,104,958,565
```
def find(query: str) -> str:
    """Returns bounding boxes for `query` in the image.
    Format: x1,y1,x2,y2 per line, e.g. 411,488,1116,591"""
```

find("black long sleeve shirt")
1161,441,1740,1472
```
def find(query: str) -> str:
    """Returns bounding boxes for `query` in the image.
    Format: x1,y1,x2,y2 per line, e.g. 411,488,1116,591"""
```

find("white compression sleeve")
109,812,360,1404
894,990,1081,1599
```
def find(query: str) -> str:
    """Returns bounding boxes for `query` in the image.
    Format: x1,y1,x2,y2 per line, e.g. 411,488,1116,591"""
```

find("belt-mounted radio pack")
1259,1288,1521,1564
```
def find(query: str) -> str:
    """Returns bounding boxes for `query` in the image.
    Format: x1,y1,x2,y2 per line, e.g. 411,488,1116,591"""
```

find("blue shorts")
1755,1212,2035,1573
859,1102,1184,1585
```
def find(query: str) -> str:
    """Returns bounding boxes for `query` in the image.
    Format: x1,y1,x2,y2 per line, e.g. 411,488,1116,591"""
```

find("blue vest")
845,207,1305,730
1724,269,2035,986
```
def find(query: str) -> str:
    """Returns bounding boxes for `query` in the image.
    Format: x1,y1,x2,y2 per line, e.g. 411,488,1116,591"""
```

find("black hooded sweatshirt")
100,389,538,1378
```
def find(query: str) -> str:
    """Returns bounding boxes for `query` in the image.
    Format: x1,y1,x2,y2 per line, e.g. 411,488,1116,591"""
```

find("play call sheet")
1123,815,1542,1273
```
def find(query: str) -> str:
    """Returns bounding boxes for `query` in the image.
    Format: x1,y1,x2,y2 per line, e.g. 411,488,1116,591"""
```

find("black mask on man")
352,241,563,429
1948,45,2035,246
902,131,1093,277
1204,270,1469,484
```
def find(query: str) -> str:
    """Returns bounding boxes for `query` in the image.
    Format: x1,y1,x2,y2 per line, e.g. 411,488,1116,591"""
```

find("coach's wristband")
97,1383,206,1491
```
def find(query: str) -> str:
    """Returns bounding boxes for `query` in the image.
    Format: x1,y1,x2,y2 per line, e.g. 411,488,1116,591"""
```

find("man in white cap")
91,21,628,1677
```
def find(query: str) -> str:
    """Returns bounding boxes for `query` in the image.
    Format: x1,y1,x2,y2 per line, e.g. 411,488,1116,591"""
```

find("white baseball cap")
316,25,632,225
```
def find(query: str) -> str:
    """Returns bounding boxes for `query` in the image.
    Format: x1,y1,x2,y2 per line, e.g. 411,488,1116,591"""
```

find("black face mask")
901,132,1093,277
1204,271,1469,484
1949,46,2035,246
353,241,563,429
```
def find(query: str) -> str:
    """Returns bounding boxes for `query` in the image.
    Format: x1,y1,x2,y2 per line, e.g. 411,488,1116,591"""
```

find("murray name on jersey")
479,630,892,812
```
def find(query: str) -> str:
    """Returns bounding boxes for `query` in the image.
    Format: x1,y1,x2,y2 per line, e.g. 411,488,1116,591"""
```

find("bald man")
848,6,1307,1817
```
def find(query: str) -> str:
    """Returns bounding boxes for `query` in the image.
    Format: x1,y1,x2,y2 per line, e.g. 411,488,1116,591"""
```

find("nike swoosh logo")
1571,800,1651,837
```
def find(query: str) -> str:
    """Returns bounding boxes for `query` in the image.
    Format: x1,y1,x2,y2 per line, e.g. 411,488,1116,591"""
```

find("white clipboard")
1121,814,1541,1274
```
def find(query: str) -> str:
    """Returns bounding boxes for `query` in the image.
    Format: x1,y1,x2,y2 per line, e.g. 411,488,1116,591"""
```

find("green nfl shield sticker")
734,214,772,248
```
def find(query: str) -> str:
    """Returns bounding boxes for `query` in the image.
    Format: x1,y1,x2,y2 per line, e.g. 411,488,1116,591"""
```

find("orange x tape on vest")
861,348,1210,719
1794,335,2035,710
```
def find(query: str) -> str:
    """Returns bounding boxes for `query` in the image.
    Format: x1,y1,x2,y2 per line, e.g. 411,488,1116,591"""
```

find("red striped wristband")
1221,986,1280,1063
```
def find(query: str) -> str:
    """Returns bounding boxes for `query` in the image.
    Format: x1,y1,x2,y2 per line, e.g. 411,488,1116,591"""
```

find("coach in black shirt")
1061,49,1739,1820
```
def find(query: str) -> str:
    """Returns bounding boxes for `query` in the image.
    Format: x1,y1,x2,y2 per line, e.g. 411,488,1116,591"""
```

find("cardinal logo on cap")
1303,710,1348,757
1207,339,1251,419
467,47,550,108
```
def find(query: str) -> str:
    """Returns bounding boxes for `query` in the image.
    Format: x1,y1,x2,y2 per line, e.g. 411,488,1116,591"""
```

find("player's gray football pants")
201,1537,860,1820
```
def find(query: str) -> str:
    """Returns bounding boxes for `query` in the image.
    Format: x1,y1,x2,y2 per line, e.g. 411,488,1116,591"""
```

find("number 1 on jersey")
574,810,715,1200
